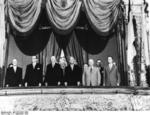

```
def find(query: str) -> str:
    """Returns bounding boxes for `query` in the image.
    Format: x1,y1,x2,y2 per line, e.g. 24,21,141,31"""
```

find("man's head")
12,59,17,66
96,59,102,67
88,59,94,67
51,56,56,63
69,56,75,65
108,57,113,64
32,56,37,63
83,64,88,70
59,57,67,69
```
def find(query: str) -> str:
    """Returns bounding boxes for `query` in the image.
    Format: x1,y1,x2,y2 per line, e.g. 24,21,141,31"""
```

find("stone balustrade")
0,87,150,111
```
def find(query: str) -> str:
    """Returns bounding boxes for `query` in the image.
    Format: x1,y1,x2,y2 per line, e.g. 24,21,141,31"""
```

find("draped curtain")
83,0,120,36
8,0,42,35
116,6,128,86
65,31,85,67
46,0,82,35
7,0,121,37
4,0,128,85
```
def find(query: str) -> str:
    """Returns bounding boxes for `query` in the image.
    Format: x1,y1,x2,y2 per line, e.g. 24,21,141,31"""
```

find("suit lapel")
109,65,115,73
107,66,110,73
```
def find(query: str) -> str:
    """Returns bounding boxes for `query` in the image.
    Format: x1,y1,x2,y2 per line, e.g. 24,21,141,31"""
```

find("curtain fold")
65,31,85,67
116,6,128,86
83,0,120,36
46,0,82,35
8,0,42,35
7,0,121,37
13,28,51,56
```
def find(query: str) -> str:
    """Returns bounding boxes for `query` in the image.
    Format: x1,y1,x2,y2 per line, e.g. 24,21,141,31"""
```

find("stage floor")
0,87,150,111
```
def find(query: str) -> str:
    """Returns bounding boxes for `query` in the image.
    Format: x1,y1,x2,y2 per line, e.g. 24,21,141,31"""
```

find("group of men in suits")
5,56,120,87
82,57,120,87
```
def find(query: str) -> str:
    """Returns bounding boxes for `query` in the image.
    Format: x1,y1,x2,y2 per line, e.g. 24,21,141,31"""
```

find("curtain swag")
83,0,121,36
46,0,82,35
8,0,42,34
7,0,122,36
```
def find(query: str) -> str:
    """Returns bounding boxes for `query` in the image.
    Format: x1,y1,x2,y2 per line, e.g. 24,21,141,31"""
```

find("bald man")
5,59,22,87
45,56,62,86
65,57,82,86
82,59,101,86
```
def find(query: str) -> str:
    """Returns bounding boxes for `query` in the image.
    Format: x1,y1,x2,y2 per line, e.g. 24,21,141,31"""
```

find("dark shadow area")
146,65,150,87
54,32,72,50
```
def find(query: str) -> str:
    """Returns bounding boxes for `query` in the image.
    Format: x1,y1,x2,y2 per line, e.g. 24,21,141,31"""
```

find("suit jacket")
24,63,43,86
45,63,62,86
5,66,22,87
59,67,66,86
104,64,120,86
82,67,101,86
65,64,82,86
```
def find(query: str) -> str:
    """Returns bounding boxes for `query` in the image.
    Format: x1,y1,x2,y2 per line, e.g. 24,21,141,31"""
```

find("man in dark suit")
96,60,104,86
5,59,22,87
104,57,120,87
58,57,67,86
65,57,82,86
45,56,62,86
24,56,43,87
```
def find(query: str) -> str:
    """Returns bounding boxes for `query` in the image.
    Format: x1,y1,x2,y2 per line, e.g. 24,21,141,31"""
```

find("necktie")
90,67,92,73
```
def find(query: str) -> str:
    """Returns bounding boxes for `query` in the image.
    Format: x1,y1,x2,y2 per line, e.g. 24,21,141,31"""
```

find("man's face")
97,60,101,66
12,59,17,66
69,57,74,64
108,57,113,64
84,64,88,70
32,56,37,63
89,59,94,66
51,56,56,63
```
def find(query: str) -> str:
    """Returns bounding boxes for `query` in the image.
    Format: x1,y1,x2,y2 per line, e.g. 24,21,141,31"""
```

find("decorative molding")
0,88,149,111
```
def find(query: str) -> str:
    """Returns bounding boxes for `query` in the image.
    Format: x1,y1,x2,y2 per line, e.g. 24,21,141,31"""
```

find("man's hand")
6,84,9,87
117,83,120,86
45,82,48,87
64,82,67,86
19,84,22,87
58,81,61,86
25,82,28,87
77,82,80,86
39,83,42,87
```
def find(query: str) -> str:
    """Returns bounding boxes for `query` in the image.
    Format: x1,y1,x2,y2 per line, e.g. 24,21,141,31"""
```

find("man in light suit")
82,59,101,86
104,57,120,87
